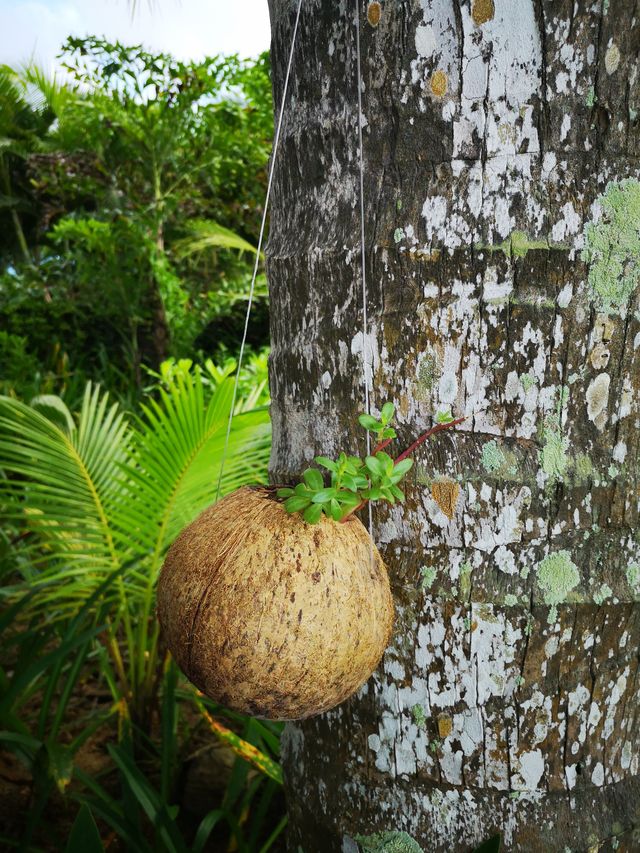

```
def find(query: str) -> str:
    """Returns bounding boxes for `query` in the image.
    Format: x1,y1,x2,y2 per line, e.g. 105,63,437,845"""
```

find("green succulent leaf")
311,488,337,503
302,503,323,524
365,456,385,478
315,455,338,472
329,499,344,521
338,491,362,509
359,414,381,431
380,402,395,423
435,408,455,424
284,496,311,513
393,458,413,477
375,451,394,473
302,468,324,490
276,487,294,497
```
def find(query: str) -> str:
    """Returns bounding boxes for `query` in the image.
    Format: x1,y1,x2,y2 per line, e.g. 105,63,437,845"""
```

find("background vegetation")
0,37,285,851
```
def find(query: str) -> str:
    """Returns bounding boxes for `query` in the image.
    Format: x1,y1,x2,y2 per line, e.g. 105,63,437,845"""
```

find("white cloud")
0,0,271,74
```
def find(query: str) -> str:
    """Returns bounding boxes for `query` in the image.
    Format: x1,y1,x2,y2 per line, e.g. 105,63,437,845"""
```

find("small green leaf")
303,503,323,524
393,458,413,477
365,456,385,478
359,414,381,431
315,456,338,472
311,488,337,503
276,487,293,498
337,491,362,508
330,499,343,521
390,485,405,501
382,427,396,439
342,474,358,491
284,496,311,513
376,451,394,473
302,468,324,490
435,408,455,424
294,483,312,497
380,402,395,423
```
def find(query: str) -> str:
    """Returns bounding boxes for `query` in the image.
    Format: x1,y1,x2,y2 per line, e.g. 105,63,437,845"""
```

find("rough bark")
266,1,640,850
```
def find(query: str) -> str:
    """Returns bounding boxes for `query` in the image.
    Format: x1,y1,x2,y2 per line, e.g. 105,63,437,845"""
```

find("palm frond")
130,371,270,563
0,385,131,586
174,219,263,260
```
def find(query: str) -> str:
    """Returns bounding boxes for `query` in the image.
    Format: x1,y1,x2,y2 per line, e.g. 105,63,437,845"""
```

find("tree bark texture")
266,1,640,850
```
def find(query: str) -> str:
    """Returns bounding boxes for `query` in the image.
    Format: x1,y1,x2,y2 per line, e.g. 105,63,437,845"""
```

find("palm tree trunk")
267,0,640,850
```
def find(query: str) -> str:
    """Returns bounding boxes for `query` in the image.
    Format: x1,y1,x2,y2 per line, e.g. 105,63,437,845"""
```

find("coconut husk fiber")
157,486,394,720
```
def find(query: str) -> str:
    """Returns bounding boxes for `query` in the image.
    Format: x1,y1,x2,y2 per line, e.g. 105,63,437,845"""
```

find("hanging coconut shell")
157,486,394,720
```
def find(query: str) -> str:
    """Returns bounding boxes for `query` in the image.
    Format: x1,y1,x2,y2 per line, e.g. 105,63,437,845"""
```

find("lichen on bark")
581,179,640,315
267,0,640,849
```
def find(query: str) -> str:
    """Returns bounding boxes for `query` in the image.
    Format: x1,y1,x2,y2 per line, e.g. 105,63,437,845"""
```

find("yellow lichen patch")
472,0,495,25
430,70,448,98
437,715,453,739
431,477,460,519
367,2,381,27
411,247,441,262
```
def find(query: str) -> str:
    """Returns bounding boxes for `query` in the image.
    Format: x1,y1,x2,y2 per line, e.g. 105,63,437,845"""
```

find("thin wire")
354,0,375,555
216,0,304,501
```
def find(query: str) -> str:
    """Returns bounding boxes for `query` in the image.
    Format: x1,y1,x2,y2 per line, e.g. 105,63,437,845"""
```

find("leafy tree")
0,39,273,399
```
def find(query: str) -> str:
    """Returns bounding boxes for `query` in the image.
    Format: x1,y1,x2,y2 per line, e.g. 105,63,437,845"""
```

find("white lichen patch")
585,373,610,431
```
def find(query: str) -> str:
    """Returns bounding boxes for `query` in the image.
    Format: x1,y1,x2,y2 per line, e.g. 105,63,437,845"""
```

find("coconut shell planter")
157,403,463,721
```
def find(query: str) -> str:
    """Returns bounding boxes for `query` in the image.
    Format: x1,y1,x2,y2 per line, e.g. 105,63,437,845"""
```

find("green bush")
0,358,285,851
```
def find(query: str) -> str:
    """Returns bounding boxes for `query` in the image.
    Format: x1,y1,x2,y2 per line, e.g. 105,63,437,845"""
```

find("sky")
0,0,271,73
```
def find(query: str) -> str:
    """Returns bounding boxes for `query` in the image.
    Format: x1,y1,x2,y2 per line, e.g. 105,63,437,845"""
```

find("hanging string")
216,0,304,501
354,0,375,555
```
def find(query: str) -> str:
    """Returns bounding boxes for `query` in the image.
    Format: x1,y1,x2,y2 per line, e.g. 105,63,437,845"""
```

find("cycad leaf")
0,385,131,601
131,372,270,563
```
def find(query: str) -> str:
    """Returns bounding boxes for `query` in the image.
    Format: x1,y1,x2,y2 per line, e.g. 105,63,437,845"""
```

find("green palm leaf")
131,370,270,563
0,369,271,709
0,384,130,569
174,218,263,260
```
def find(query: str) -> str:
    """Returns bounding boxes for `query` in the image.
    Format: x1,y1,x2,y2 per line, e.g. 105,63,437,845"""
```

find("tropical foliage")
0,39,272,403
0,29,284,851
0,357,286,850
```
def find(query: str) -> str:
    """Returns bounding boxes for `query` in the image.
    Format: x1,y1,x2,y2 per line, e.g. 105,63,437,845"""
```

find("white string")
216,0,304,501
354,0,375,556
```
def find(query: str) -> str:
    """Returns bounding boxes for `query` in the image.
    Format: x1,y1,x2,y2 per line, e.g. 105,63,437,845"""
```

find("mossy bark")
266,1,640,850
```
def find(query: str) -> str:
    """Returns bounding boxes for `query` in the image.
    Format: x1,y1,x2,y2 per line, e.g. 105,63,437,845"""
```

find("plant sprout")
277,403,463,524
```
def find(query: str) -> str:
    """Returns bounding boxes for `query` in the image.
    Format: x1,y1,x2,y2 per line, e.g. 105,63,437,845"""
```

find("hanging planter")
156,0,466,722
157,404,463,720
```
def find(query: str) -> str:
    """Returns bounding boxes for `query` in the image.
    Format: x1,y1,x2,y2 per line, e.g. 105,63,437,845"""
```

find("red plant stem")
394,416,466,463
372,436,394,454
340,416,466,523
